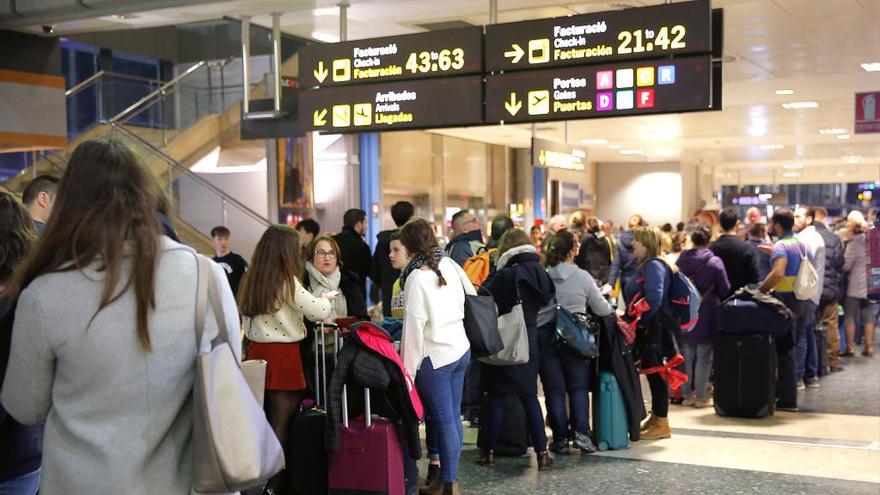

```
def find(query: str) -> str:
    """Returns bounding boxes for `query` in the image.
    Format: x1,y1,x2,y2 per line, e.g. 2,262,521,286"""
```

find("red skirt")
245,341,307,391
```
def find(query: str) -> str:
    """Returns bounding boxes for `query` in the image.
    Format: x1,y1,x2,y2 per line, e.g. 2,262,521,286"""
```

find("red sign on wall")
855,91,880,134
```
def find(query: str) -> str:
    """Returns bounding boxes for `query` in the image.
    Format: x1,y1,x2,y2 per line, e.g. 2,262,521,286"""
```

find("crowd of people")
0,139,878,495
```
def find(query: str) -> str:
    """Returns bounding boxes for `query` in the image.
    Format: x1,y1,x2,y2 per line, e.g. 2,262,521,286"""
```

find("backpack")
634,260,700,332
793,241,819,301
463,247,496,287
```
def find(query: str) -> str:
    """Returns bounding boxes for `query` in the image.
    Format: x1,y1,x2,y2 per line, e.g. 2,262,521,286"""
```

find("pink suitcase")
327,341,405,494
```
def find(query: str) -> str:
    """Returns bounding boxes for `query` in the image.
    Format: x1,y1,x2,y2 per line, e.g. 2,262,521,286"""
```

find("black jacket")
710,234,760,292
609,230,638,292
333,227,372,298
0,298,44,481
815,223,845,303
596,313,646,442
325,329,421,461
576,232,612,285
371,229,399,317
483,249,555,396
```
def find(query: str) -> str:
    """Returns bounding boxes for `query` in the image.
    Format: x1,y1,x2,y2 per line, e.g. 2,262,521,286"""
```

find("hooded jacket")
326,323,423,461
814,222,845,303
482,245,555,396
576,232,612,285
446,229,485,267
609,230,638,292
547,262,613,317
371,229,399,317
675,248,731,345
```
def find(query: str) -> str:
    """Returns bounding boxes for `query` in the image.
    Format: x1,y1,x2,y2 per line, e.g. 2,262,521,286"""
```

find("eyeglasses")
314,250,337,259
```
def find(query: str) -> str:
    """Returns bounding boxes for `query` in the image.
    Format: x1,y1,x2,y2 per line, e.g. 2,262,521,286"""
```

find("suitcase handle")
340,328,372,430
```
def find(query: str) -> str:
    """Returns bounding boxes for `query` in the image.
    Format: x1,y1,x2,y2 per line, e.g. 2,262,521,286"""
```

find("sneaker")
670,397,685,405
573,431,597,454
776,401,799,412
805,377,821,389
797,381,806,391
548,439,568,454
693,398,713,408
830,364,845,372
681,396,697,407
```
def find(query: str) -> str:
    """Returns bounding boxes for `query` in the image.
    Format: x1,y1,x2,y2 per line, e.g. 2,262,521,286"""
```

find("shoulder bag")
478,271,529,366
191,254,284,493
554,305,600,358
457,274,503,359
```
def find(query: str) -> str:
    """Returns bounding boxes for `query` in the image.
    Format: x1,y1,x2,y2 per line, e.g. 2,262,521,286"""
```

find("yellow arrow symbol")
504,92,522,116
314,61,328,83
504,44,525,64
313,108,327,126
539,150,546,165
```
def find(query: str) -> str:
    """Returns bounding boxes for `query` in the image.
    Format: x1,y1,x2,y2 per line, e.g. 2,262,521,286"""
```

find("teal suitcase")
595,371,629,451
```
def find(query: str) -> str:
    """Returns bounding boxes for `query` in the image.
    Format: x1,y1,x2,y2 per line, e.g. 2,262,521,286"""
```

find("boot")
423,463,440,488
441,482,461,495
641,416,671,440
476,449,495,467
537,451,553,470
420,478,441,495
640,411,656,432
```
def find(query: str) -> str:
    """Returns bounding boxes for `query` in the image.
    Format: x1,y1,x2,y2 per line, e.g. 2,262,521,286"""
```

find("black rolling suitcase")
713,333,777,418
476,395,529,456
287,322,337,495
816,325,830,376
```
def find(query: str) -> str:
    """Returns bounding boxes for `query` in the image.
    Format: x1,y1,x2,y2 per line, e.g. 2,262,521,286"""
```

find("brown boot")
641,416,671,440
441,482,461,495
537,451,553,470
640,411,656,432
476,449,494,467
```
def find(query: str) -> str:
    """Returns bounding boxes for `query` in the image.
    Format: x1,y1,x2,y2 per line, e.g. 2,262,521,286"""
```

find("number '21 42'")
617,25,686,54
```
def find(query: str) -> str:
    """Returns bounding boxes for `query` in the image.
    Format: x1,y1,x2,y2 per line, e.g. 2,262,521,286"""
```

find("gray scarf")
305,262,347,319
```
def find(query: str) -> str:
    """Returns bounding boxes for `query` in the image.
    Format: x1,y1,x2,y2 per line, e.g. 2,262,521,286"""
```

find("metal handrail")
65,70,162,97
110,60,207,124
111,124,271,227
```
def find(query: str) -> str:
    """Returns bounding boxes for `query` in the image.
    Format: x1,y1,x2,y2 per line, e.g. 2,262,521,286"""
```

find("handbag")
478,275,529,366
191,254,285,493
554,306,599,358
459,280,503,359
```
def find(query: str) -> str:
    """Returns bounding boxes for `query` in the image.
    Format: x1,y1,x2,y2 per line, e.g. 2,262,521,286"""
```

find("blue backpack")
667,267,700,332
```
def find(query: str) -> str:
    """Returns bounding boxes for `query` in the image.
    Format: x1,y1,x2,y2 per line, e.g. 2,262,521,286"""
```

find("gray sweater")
1,237,241,495
844,233,868,298
547,262,613,317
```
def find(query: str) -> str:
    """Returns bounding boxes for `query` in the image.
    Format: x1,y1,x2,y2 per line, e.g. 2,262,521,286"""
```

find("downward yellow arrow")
313,108,327,126
504,44,525,64
314,61,328,83
505,92,522,116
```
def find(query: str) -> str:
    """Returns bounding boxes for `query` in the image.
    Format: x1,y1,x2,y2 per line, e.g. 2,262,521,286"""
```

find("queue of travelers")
0,139,878,495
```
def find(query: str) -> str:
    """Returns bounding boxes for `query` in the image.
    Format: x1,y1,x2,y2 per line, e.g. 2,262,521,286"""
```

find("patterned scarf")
399,246,445,289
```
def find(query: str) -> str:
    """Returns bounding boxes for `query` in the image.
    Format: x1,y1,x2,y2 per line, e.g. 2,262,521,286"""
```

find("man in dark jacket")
333,209,372,298
446,210,485,266
811,207,845,372
576,216,612,286
608,229,638,298
372,201,414,317
711,207,760,292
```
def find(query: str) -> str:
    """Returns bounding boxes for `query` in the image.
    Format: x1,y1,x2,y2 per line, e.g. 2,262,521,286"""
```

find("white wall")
596,161,684,227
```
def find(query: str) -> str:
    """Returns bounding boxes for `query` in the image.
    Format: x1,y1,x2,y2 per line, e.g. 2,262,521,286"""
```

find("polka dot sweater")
244,278,332,343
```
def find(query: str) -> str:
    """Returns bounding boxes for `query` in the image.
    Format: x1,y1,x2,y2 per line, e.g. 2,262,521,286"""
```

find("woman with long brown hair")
238,225,333,494
1,140,241,494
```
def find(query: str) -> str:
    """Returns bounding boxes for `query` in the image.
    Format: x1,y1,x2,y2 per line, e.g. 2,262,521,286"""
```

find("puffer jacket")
815,223,845,303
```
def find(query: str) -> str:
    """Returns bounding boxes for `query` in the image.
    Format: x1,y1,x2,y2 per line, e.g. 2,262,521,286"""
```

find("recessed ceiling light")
619,149,644,155
861,62,880,72
837,134,851,140
758,144,784,150
608,144,622,149
843,155,861,163
836,171,846,177
782,172,801,177
819,128,848,135
782,101,819,109
748,123,767,137
782,163,803,169
581,138,608,145
775,89,795,95
311,31,340,43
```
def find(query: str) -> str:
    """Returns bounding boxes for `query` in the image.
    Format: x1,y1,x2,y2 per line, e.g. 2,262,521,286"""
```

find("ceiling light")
748,122,767,137
819,128,848,135
758,144,784,150
619,149,644,155
775,89,794,95
608,144,622,149
782,163,803,169
836,171,845,177
861,62,880,72
782,172,801,177
843,155,861,163
311,31,339,43
580,138,608,145
782,101,819,109
837,134,851,140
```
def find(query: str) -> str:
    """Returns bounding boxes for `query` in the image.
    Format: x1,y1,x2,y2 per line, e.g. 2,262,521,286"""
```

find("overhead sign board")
485,0,711,72
855,91,880,134
726,192,788,207
298,76,483,132
486,55,712,124
298,27,483,88
531,138,587,170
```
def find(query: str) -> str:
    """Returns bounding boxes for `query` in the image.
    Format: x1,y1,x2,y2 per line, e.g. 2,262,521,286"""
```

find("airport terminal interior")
0,0,879,494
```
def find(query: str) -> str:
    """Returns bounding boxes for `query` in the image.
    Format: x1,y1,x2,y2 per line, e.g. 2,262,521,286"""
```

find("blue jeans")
0,469,41,495
796,301,819,380
537,324,591,441
482,393,548,454
680,343,713,400
415,350,470,483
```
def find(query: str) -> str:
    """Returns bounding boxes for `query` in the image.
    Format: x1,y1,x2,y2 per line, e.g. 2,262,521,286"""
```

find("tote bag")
478,279,529,366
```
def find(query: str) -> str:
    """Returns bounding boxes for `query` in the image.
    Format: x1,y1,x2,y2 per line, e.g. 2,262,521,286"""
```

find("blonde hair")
660,233,673,254
628,214,647,230
633,226,664,268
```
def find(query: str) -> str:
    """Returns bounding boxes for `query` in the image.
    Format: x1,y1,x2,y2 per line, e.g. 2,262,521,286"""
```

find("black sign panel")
298,76,483,132
485,0,711,72
299,27,483,88
531,138,587,170
485,55,712,124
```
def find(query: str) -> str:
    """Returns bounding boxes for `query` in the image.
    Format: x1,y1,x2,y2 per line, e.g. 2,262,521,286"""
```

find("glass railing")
65,71,163,138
